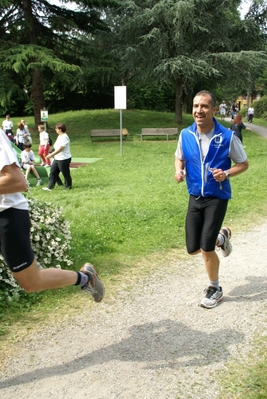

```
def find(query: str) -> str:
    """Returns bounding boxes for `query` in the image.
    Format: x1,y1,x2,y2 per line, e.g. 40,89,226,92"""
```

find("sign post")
41,108,48,131
114,86,127,156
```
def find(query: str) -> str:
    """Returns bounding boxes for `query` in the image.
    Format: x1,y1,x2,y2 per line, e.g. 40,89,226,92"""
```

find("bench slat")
90,129,128,141
141,128,178,141
91,129,121,136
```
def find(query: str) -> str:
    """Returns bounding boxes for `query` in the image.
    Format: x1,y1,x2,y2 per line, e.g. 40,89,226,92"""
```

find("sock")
74,271,89,287
209,280,219,290
217,233,225,247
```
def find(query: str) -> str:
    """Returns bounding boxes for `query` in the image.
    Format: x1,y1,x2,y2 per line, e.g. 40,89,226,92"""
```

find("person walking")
219,100,227,120
20,119,32,143
0,130,104,301
2,114,15,142
247,106,254,123
229,113,252,144
42,122,72,191
174,90,248,309
38,124,51,167
21,142,43,186
15,122,31,150
230,101,237,121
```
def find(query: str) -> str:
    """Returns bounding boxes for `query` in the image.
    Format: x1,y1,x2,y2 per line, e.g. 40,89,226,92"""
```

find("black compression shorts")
0,208,34,272
186,195,228,253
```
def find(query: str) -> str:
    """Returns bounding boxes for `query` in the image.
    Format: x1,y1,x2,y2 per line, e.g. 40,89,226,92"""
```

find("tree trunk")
31,69,45,127
175,79,183,125
184,91,193,114
22,0,45,127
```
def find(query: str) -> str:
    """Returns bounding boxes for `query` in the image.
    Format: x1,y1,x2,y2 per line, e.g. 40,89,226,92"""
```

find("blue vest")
181,119,233,199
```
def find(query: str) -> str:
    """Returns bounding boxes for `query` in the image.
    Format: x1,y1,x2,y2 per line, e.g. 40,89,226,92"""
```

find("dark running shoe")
200,286,223,309
80,263,105,302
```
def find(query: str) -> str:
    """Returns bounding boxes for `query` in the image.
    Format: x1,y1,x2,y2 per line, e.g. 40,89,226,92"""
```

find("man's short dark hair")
194,90,217,107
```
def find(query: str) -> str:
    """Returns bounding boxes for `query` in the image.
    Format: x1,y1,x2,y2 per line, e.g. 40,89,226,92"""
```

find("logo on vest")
213,135,223,148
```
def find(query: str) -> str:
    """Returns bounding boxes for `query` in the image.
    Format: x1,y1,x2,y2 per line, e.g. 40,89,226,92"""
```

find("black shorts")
186,195,228,253
0,208,34,272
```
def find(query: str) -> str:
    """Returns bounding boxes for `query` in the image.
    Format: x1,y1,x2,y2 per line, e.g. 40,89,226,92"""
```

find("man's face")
192,94,216,132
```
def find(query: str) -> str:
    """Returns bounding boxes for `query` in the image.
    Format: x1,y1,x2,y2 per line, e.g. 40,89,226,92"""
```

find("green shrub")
253,96,267,119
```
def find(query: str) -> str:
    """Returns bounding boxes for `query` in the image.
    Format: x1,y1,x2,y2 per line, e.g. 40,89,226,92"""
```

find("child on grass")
21,142,42,186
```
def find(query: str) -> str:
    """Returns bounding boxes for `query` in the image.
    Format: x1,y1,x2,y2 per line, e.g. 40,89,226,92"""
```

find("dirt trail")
0,222,267,399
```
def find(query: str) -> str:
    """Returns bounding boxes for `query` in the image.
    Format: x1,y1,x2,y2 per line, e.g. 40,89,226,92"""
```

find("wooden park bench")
140,127,178,141
90,128,128,142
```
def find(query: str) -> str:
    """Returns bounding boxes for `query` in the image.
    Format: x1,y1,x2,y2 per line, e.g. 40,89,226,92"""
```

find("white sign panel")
41,110,48,122
114,86,127,110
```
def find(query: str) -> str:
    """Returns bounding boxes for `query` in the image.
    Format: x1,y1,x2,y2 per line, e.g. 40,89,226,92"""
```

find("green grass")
2,109,267,395
219,335,267,399
11,109,194,145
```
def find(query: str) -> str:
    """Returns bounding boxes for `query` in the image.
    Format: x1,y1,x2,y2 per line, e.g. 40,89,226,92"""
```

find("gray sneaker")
200,286,223,309
80,263,105,302
219,227,232,257
36,179,42,186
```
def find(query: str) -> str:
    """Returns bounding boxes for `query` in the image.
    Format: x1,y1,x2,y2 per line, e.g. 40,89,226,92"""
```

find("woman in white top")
43,122,72,191
15,122,31,150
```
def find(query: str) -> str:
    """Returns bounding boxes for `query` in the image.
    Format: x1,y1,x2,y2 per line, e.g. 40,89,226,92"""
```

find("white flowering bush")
0,197,73,302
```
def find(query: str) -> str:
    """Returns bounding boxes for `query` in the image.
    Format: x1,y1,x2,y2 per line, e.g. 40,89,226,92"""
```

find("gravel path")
0,222,267,398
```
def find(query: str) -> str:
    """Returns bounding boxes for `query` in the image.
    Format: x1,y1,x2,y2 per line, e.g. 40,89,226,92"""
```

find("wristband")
224,171,230,179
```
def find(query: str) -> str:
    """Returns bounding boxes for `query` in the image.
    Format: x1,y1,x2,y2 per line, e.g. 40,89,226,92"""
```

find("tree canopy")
0,0,266,123
103,0,267,123
0,0,118,124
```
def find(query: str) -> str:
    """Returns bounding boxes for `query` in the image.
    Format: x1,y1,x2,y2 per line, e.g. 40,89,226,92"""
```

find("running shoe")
80,263,105,302
36,179,42,186
200,286,223,309
219,227,232,257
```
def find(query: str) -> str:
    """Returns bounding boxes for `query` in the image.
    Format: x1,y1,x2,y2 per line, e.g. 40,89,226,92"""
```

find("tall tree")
245,0,267,30
106,0,267,123
0,0,118,124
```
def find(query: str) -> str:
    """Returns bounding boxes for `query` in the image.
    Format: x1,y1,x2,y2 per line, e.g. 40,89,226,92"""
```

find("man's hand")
175,170,186,183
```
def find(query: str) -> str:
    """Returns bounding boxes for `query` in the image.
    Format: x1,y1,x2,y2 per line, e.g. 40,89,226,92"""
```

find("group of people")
218,101,255,125
2,114,31,148
1,114,72,191
0,91,250,313
218,101,255,144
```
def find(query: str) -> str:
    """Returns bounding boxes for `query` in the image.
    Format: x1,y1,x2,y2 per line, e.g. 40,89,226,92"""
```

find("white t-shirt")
16,128,30,144
2,120,13,131
39,131,49,145
219,103,226,114
21,149,35,164
175,127,247,164
0,132,28,212
54,133,71,160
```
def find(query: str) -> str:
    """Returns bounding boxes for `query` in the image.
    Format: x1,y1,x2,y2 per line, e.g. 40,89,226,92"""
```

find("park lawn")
1,110,267,398
3,109,267,299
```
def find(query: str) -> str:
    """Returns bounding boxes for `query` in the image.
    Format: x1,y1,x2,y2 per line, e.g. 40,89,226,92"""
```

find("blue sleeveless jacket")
181,119,233,199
